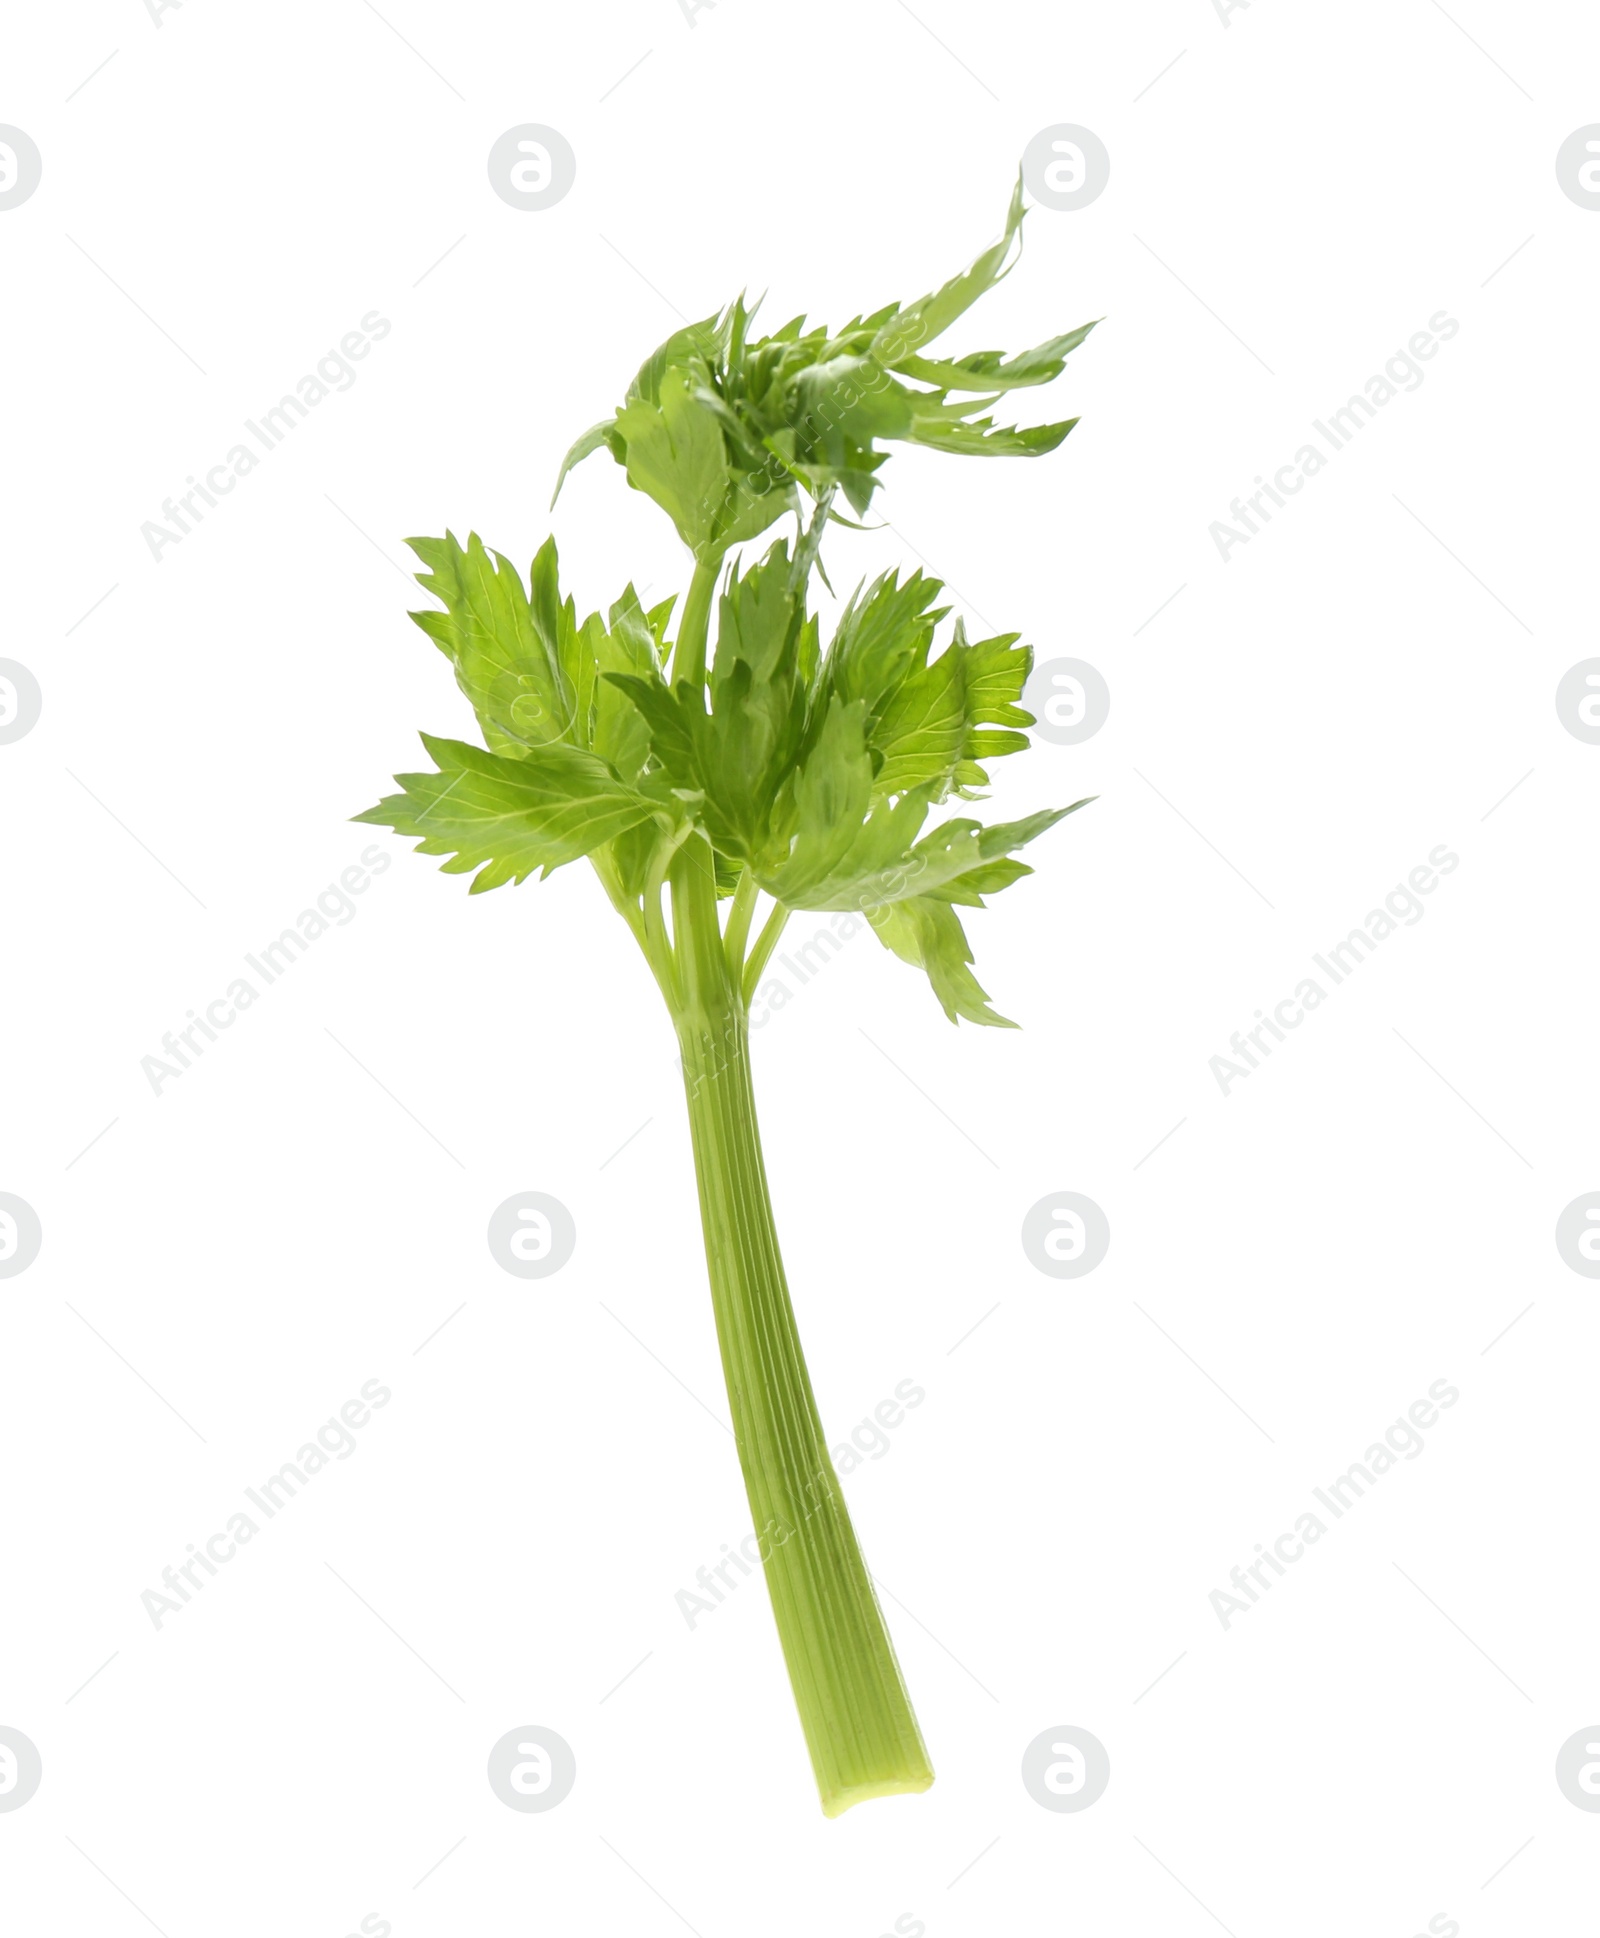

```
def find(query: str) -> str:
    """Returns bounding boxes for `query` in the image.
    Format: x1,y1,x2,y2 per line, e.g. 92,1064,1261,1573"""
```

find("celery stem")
741,901,791,1002
668,834,932,1814
723,869,760,976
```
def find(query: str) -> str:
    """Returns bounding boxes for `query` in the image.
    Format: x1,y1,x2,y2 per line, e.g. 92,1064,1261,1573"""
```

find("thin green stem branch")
590,848,647,948
668,552,723,691
742,900,791,1003
642,845,682,1004
789,483,836,595
723,869,759,976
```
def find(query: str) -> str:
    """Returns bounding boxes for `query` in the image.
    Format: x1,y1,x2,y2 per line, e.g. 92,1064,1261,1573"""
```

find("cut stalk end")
820,1767,937,1820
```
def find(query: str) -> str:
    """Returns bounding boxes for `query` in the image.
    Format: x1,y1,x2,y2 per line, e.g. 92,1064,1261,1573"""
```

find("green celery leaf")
406,532,577,755
789,358,916,460
901,415,1080,458
645,593,678,648
815,583,1037,799
762,790,1091,913
922,856,1033,906
887,804,1085,901
870,645,968,798
614,368,729,553
354,733,663,894
754,698,933,907
550,419,622,506
628,314,728,405
867,896,1016,1027
700,544,810,860
696,658,807,863
603,671,701,795
950,624,1034,790
713,540,799,687
886,320,1098,392
592,586,662,779
870,175,1027,363
818,569,948,721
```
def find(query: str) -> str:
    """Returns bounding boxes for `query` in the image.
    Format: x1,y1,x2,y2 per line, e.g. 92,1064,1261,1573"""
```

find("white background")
2,1,1597,1933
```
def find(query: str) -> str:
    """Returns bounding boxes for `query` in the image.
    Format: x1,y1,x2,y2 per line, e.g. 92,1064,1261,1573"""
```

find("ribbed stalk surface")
671,841,932,1814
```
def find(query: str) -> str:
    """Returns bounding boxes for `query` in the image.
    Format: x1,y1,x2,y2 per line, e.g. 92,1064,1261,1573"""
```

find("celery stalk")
670,799,933,1812
357,177,1099,1814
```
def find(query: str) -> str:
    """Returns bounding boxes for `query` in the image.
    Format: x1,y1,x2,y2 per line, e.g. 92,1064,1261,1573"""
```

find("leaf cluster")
553,177,1095,551
358,183,1097,1026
